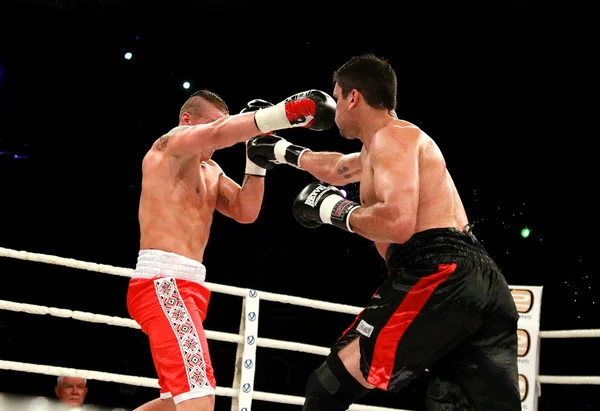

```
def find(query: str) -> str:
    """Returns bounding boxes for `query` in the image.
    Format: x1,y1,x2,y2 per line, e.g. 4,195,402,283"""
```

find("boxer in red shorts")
126,89,336,410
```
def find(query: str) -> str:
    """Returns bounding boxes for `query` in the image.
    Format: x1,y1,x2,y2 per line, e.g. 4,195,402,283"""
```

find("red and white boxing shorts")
126,249,215,404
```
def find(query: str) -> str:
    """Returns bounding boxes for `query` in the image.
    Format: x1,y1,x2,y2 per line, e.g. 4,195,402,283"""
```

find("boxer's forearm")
299,151,361,185
234,175,265,224
163,113,260,156
348,202,415,244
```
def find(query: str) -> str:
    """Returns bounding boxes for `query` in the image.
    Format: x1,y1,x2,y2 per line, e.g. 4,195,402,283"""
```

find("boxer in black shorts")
247,54,521,410
332,227,519,410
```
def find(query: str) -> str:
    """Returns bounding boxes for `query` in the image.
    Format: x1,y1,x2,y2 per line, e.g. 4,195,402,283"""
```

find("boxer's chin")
339,129,356,140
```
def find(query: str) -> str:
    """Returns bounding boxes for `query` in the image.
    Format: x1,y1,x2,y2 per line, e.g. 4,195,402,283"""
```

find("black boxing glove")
240,99,274,176
292,181,361,232
240,98,274,115
247,135,311,170
253,90,336,134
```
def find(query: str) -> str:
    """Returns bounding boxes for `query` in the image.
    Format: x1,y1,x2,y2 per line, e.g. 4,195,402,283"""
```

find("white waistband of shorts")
133,249,206,283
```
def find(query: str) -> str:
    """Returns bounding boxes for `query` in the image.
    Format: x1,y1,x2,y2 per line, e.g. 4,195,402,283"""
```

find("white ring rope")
7,294,596,345
0,299,329,356
0,247,360,315
539,329,600,338
0,361,401,411
4,247,599,339
1,298,598,387
1,245,600,411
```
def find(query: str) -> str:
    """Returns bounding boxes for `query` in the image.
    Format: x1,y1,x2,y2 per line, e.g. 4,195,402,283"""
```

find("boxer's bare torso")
358,120,469,259
138,133,223,263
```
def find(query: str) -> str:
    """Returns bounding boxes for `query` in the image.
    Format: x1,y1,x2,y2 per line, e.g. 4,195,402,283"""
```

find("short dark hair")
333,54,397,111
179,89,229,120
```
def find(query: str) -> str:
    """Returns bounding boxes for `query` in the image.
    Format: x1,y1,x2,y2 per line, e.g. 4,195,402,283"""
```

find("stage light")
183,81,190,89
124,52,132,60
521,227,530,238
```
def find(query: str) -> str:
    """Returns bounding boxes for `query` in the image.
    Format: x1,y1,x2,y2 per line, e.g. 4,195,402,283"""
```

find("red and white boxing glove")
253,90,336,134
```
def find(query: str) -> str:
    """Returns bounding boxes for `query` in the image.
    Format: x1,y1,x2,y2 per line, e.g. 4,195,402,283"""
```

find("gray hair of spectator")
57,376,87,386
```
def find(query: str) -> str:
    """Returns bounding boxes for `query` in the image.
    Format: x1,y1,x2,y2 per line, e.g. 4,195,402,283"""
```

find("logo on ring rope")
244,359,253,369
511,289,534,313
519,374,528,401
249,289,257,298
247,335,255,345
248,312,257,321
242,383,252,393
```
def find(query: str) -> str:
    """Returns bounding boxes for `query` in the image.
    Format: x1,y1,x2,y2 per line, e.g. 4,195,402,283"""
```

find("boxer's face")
333,83,359,140
182,104,227,160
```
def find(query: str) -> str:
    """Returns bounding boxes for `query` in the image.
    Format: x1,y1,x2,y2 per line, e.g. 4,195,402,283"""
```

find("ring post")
232,289,260,411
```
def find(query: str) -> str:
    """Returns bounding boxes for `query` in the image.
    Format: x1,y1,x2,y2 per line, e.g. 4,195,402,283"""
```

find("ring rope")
0,360,407,410
0,247,360,315
0,299,330,356
2,245,600,410
3,294,594,343
539,329,600,338
0,359,162,390
537,376,600,385
2,299,598,385
3,247,598,339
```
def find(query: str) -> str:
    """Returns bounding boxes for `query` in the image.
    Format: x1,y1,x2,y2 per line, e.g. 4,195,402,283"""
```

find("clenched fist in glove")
292,181,361,233
247,134,311,170
239,99,274,176
253,90,336,134
241,98,274,115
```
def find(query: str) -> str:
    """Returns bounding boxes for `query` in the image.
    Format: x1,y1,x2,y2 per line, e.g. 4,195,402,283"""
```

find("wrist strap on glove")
245,160,266,176
274,139,310,169
319,194,361,233
254,102,288,134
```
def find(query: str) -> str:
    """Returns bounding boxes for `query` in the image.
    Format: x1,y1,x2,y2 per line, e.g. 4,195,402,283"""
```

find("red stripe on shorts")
367,263,457,390
337,285,383,343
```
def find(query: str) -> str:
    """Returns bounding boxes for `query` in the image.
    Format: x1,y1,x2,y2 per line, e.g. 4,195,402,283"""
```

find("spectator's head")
55,376,88,406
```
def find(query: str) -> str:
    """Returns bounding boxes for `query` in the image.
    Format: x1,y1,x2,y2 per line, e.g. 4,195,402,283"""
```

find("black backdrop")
0,1,597,410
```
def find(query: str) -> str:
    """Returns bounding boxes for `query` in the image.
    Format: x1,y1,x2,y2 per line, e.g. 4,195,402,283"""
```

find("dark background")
0,1,597,410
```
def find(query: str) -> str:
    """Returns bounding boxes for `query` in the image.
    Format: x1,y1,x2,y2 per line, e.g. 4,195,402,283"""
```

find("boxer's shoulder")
153,126,192,151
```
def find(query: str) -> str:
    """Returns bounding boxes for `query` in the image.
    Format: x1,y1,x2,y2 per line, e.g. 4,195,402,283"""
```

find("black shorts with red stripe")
332,227,521,410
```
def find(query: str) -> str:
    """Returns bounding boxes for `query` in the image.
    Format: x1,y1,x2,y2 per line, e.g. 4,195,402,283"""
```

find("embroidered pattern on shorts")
154,277,210,391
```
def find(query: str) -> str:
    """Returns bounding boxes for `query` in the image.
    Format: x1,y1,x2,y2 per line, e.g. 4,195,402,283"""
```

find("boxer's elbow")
233,202,261,224
384,206,417,244
389,220,416,244
235,210,259,224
